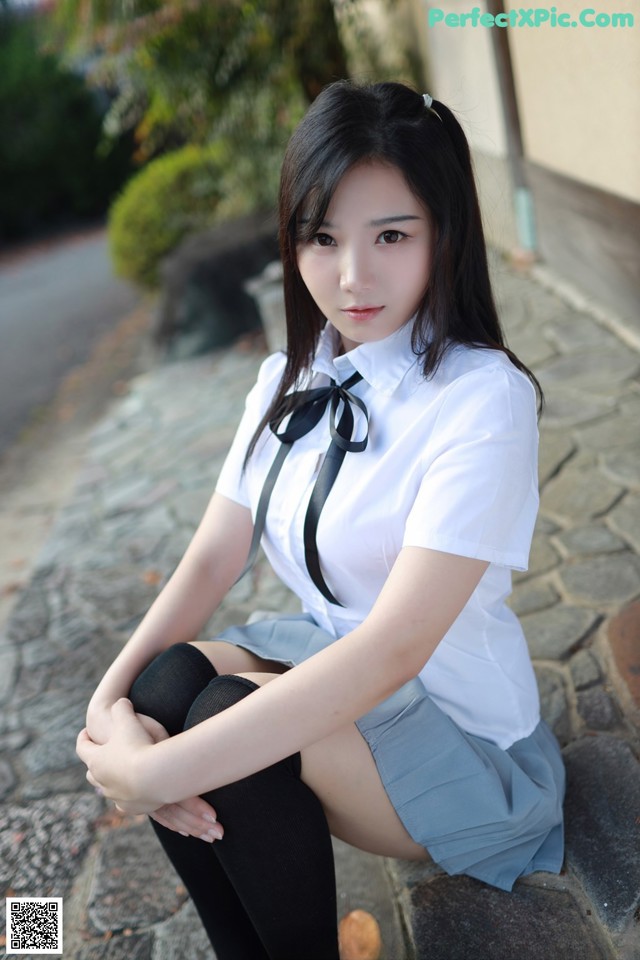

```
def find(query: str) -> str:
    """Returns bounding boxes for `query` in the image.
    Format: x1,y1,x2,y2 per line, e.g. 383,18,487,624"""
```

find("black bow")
239,371,369,605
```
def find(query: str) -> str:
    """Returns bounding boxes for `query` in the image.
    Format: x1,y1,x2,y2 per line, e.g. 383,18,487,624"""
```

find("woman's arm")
86,493,253,743
79,546,488,808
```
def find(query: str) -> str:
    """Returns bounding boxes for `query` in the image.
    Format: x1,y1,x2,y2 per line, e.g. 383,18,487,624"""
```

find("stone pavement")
0,255,639,959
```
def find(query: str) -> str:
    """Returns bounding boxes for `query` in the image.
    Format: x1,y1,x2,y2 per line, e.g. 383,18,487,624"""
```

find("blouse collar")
311,319,419,397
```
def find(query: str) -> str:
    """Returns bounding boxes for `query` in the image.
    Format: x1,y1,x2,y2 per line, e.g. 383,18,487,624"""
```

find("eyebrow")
298,215,423,227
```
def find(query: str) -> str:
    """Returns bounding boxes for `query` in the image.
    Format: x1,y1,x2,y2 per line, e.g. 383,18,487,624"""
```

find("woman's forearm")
138,548,489,806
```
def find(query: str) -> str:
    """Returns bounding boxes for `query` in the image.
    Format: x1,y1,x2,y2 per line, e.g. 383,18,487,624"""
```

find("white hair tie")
423,93,433,109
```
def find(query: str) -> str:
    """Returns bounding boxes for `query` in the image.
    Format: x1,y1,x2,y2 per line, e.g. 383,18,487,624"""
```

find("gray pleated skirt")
217,613,565,892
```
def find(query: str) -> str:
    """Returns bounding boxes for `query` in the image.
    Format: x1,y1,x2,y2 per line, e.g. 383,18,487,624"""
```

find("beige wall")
411,0,520,249
411,0,639,203
505,0,640,203
412,0,508,155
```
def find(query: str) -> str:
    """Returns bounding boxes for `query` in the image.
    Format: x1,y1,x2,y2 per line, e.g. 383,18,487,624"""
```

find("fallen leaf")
141,569,162,586
338,910,382,960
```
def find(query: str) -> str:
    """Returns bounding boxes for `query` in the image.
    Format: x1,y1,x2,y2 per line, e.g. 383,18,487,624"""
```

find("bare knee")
189,640,289,676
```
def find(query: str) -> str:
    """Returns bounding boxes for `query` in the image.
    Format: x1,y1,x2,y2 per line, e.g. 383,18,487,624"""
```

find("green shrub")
108,142,258,288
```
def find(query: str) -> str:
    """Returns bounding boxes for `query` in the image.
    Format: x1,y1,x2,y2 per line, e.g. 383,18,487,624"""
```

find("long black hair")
246,80,541,460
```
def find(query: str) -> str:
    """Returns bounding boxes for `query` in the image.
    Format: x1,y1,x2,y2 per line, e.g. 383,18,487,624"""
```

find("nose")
339,244,374,294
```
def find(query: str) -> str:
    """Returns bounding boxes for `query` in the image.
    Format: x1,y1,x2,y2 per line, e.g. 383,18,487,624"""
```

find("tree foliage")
51,0,349,169
0,5,133,240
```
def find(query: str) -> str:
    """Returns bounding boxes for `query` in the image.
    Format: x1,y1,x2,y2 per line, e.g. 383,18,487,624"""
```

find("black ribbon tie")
238,371,369,606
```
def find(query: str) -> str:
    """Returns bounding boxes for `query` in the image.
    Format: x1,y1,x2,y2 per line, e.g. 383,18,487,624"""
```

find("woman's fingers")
150,800,224,841
136,713,170,743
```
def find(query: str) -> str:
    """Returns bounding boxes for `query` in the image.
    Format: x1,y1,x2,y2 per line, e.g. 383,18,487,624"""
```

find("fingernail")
200,833,214,843
209,826,223,840
203,813,217,824
179,831,189,837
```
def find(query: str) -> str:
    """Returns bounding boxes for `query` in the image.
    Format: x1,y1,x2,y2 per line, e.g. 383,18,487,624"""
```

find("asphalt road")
0,227,140,453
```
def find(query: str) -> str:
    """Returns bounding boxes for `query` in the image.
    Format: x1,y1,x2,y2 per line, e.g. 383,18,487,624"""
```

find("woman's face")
296,162,433,352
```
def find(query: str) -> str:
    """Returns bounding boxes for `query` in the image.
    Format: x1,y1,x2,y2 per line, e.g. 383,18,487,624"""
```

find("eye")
377,230,405,245
311,233,335,247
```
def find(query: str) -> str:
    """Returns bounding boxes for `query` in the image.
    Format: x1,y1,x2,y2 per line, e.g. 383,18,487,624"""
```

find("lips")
341,306,383,322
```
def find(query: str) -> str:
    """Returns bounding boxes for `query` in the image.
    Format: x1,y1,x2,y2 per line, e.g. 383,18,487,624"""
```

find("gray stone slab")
0,644,19,705
619,394,640,419
87,821,188,935
537,349,640,388
4,578,50,645
576,415,640,452
505,325,557,367
0,756,16,799
46,612,108,653
77,934,154,960
0,729,29,752
538,432,576,487
102,477,155,518
564,735,640,932
152,899,214,960
576,686,621,731
535,665,571,745
169,487,213,528
21,765,88,800
0,793,101,897
544,313,627,354
542,389,617,430
514,534,560,581
521,606,598,660
600,446,640,488
569,649,602,690
560,553,640,607
554,524,627,557
509,580,560,616
407,875,615,960
542,466,623,523
19,684,94,778
534,514,560,535
69,566,159,629
609,493,640,555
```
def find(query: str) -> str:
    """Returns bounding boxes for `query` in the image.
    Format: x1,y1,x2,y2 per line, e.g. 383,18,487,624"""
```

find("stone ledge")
563,735,640,934
397,874,616,960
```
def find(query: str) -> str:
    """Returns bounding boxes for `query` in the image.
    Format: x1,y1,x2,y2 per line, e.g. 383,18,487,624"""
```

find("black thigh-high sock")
128,644,271,960
128,641,218,736
184,675,340,960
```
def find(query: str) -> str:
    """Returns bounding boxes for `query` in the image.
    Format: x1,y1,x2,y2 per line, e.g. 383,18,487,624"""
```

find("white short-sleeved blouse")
216,320,541,748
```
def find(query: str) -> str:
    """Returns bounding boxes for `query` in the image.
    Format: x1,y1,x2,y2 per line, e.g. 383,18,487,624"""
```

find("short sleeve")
215,352,286,507
402,366,539,570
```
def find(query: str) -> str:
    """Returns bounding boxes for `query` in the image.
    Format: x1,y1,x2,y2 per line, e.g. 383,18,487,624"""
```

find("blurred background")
0,0,637,460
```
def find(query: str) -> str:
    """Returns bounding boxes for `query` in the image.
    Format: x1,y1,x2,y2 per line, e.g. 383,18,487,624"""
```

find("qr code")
5,898,63,955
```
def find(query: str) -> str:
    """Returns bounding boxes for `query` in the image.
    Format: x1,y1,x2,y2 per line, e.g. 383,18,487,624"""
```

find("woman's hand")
77,698,162,814
78,700,224,839
149,797,224,842
135,714,224,842
85,698,117,746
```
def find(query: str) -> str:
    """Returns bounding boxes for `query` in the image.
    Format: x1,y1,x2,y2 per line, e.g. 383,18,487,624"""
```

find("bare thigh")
189,639,290,676
238,671,431,863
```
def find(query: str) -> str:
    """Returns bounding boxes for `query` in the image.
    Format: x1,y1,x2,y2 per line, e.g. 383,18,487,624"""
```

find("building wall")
408,0,639,318
505,0,640,203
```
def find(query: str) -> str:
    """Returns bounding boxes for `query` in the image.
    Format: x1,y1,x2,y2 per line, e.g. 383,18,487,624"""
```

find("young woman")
77,81,565,960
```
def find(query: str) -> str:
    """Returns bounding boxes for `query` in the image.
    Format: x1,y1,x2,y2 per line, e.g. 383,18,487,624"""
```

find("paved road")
0,228,140,453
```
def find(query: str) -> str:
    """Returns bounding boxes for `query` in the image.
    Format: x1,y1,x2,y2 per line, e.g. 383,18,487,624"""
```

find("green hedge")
108,143,257,288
